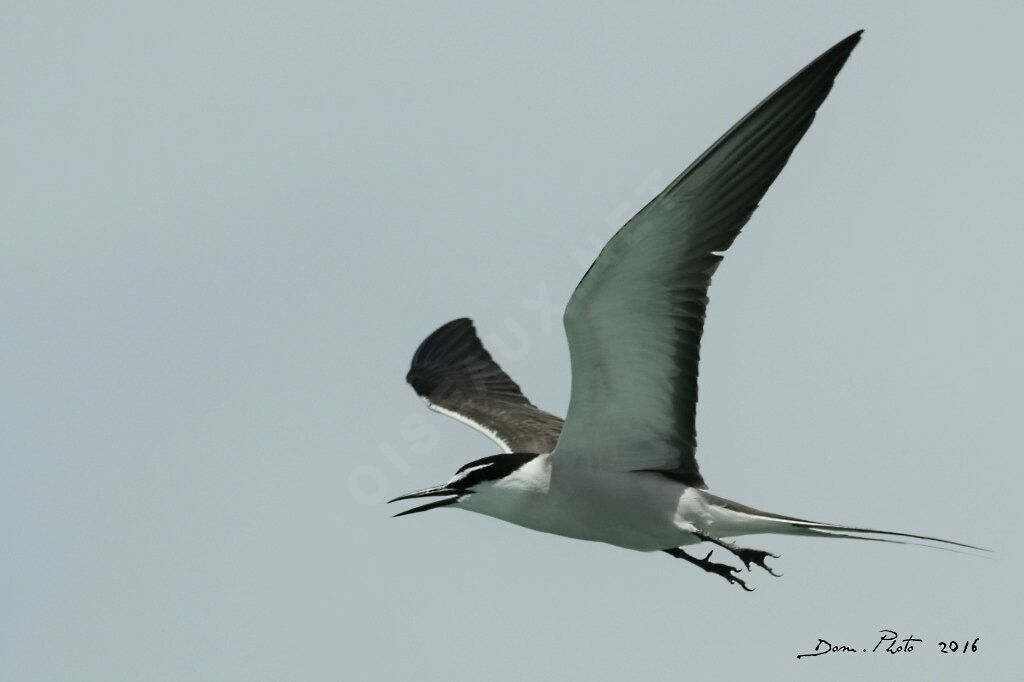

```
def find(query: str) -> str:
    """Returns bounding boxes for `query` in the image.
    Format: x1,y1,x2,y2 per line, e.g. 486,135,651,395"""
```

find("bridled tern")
389,31,986,590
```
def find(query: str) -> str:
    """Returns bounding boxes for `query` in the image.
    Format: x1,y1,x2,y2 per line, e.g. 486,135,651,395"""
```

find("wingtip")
782,30,863,96
825,29,864,56
406,316,532,404
408,317,479,386
835,29,865,54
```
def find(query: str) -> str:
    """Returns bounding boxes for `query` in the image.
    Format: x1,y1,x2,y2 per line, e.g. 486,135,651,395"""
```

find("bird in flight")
389,31,985,590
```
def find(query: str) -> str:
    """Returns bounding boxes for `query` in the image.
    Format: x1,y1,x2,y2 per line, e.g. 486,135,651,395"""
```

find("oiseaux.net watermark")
346,167,673,505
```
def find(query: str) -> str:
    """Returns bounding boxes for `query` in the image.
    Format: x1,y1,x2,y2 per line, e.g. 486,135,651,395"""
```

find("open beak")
388,485,462,517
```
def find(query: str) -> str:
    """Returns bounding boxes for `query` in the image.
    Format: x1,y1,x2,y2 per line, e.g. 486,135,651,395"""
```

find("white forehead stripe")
448,463,492,485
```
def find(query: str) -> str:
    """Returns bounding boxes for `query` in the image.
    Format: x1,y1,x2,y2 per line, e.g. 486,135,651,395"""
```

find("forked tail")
704,493,990,553
780,519,990,554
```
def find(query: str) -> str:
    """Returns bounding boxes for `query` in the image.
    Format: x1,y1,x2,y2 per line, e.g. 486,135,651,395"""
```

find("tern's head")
388,452,538,517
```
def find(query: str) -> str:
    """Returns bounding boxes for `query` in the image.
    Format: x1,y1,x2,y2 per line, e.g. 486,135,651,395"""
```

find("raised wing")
407,318,563,453
552,32,863,486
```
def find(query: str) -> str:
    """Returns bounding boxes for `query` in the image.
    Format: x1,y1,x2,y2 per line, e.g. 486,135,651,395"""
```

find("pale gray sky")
3,2,1021,680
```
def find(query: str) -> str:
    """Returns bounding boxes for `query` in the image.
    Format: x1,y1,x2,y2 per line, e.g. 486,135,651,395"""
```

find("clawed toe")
697,550,752,591
691,530,781,578
736,548,782,577
690,530,782,582
714,563,754,591
664,547,752,591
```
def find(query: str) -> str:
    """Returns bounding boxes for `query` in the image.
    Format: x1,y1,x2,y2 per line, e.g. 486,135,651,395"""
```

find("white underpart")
456,454,794,552
424,399,511,452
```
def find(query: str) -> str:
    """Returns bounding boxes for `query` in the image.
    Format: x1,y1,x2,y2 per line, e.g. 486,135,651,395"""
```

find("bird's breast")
460,461,693,551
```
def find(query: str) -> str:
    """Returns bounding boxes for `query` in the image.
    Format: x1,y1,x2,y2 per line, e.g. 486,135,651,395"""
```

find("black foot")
692,530,782,577
734,547,782,577
664,548,754,592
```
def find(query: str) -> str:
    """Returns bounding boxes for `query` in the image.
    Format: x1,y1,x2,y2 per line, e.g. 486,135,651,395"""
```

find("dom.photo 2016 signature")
796,630,980,659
